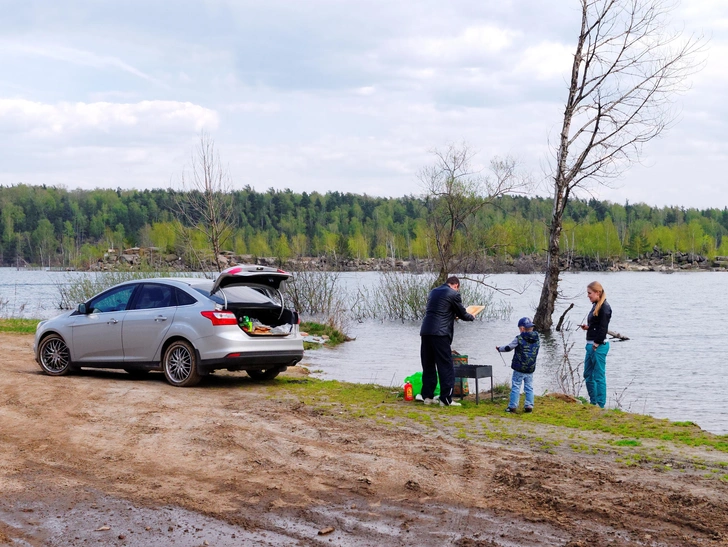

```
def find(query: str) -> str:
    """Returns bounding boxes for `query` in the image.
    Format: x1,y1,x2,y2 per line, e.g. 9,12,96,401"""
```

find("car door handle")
154,316,168,322
107,318,118,325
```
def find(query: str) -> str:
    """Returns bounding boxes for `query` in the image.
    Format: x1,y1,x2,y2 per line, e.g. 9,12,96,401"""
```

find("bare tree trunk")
533,0,704,331
535,190,567,331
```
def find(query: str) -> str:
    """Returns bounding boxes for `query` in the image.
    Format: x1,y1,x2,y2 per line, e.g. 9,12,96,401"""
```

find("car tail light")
201,310,238,326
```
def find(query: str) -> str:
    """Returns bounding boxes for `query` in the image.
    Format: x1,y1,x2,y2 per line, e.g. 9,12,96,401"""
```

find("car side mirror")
77,303,88,314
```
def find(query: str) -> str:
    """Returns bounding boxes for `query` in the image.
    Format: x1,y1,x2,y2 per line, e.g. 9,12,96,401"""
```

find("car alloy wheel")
38,334,72,376
162,340,201,387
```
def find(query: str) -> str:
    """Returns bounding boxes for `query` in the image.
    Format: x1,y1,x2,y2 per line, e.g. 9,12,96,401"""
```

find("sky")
0,0,725,209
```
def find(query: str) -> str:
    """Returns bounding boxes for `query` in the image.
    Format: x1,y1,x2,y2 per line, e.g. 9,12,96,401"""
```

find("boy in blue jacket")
496,317,540,413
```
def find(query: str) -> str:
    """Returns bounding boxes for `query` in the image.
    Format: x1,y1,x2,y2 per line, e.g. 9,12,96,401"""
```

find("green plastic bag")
403,371,439,397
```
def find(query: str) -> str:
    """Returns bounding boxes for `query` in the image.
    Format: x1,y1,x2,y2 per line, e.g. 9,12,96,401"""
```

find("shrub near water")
353,271,512,322
56,269,203,309
300,321,347,349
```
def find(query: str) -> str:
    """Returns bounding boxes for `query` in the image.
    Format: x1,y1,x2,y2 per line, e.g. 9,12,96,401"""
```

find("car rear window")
193,285,279,307
175,288,198,306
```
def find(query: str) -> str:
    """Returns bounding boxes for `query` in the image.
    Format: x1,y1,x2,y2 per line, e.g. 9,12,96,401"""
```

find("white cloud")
1,41,163,85
384,25,518,69
0,99,219,137
515,41,574,81
223,102,281,113
0,0,725,207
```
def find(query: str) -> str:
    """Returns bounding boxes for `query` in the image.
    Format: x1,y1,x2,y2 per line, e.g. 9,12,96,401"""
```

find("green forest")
2,183,728,268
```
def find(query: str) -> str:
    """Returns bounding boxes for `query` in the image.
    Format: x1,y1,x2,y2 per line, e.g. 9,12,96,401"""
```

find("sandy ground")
1,332,728,547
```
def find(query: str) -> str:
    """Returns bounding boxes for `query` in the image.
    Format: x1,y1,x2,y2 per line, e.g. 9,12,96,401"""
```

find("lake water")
1,267,726,435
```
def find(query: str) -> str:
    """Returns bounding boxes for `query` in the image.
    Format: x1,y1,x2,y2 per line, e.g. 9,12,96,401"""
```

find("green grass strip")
0,318,40,334
272,377,728,453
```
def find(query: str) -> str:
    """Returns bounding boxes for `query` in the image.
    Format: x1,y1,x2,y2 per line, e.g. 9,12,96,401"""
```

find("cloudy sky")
0,0,725,208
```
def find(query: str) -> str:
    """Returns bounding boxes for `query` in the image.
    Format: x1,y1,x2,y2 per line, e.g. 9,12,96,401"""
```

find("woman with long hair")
580,281,612,408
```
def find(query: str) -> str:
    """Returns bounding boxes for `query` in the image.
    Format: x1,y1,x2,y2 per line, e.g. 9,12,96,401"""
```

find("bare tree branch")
173,132,235,273
534,0,705,331
420,143,531,285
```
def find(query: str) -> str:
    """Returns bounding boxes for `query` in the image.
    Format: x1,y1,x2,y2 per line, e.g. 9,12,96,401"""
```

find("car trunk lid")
210,265,291,295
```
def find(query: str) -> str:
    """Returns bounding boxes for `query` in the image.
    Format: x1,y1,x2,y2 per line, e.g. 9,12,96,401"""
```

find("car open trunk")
199,265,300,336
226,299,299,336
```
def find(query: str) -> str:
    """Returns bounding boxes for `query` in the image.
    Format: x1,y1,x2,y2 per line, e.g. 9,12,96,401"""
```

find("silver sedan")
34,266,304,386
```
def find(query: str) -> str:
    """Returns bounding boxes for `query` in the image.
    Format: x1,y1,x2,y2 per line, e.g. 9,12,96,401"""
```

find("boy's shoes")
524,406,533,413
423,398,436,405
415,394,424,402
505,407,517,413
442,400,461,407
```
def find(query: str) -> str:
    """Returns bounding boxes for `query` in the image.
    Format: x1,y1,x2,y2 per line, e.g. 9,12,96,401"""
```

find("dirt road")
1,332,727,546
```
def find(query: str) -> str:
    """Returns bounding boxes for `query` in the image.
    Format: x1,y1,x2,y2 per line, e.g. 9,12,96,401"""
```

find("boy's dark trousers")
420,335,454,405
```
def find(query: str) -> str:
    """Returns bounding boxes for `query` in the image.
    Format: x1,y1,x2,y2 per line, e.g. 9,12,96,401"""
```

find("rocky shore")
85,246,728,273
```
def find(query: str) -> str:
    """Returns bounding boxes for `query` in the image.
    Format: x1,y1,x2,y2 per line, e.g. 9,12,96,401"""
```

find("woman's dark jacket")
586,300,612,345
419,284,475,341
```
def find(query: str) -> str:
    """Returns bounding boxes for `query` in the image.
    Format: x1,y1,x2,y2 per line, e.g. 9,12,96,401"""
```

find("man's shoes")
505,407,517,413
424,398,461,407
524,406,533,413
415,394,424,402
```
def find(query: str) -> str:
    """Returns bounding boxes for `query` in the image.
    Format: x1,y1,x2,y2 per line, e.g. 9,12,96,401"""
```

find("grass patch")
0,318,40,334
300,321,348,346
491,380,511,398
614,439,642,447
303,341,323,350
268,377,728,456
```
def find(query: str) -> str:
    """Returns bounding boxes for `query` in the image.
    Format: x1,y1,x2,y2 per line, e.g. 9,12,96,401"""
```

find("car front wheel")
38,334,72,376
162,340,201,387
247,366,285,381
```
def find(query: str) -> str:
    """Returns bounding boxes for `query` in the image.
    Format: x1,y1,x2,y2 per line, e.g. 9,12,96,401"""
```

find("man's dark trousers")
420,334,455,405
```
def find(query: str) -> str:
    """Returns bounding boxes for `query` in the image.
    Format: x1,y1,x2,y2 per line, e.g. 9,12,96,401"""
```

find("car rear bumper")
198,349,304,373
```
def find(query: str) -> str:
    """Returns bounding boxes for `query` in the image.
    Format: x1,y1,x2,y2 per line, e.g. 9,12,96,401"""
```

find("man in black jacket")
420,276,475,406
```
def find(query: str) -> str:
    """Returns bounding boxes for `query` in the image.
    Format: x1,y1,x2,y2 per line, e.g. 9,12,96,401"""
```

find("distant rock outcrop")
87,246,726,274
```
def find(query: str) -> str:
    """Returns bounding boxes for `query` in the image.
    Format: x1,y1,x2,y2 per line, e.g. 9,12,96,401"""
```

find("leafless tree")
420,144,529,286
534,0,705,331
174,133,235,273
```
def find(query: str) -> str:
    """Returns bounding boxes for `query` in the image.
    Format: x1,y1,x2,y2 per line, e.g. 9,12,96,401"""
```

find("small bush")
300,321,348,346
284,268,351,336
353,271,512,323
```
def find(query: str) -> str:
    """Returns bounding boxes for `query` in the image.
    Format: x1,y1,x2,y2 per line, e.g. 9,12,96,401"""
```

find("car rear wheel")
162,340,201,387
247,366,285,381
38,334,72,376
